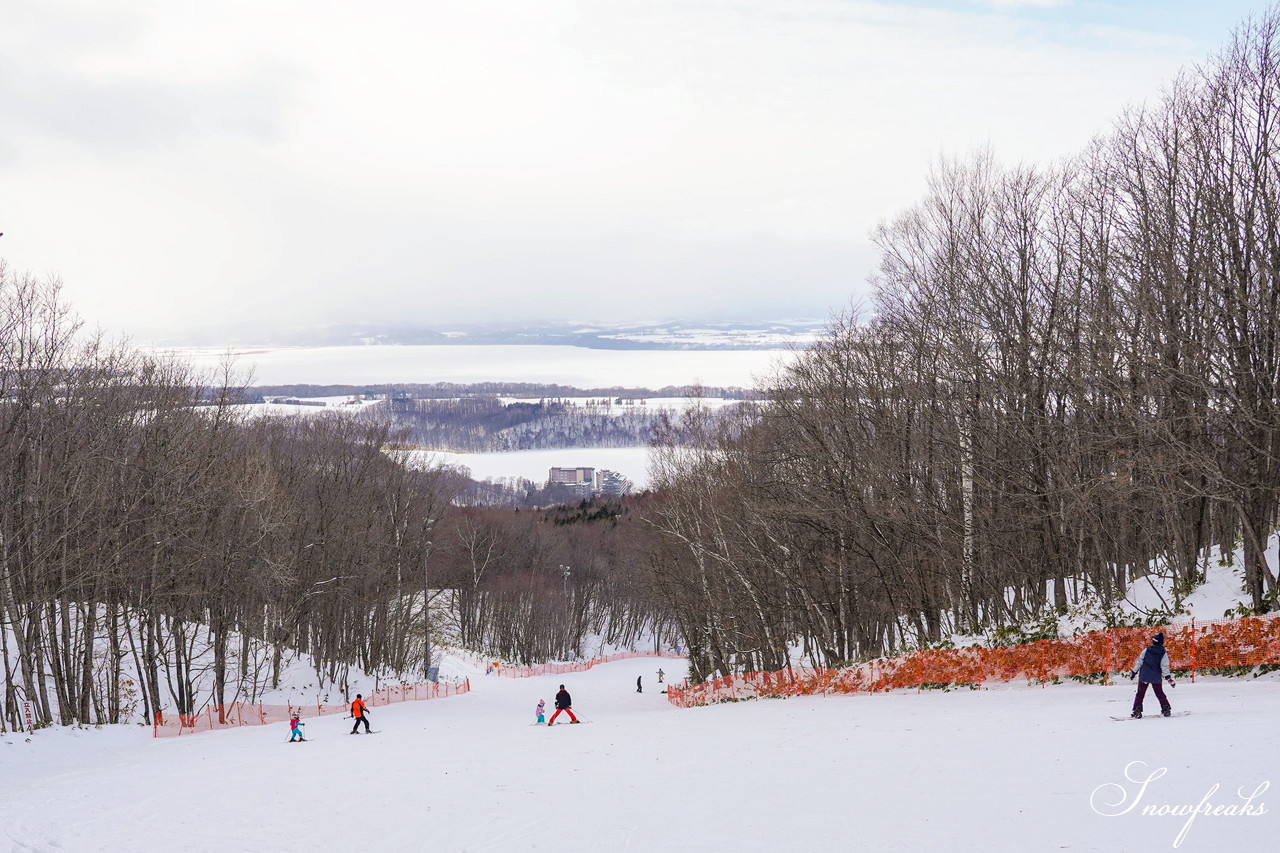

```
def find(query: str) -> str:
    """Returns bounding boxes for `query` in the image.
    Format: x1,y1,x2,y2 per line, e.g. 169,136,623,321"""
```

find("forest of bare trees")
644,11,1280,683
0,266,673,729
7,7,1279,722
0,268,454,730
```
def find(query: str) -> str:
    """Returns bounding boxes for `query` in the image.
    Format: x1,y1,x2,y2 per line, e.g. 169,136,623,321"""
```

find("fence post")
1039,641,1046,688
1104,631,1111,686
917,651,923,694
1182,614,1192,681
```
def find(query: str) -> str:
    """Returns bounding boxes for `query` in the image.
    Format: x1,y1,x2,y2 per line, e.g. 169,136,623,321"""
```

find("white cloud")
0,0,1253,341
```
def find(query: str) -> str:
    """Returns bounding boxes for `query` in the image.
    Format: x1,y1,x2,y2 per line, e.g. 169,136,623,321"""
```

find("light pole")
558,564,571,597
424,538,434,682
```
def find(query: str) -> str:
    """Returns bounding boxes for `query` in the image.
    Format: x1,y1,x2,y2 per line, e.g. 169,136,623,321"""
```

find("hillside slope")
2,657,1275,852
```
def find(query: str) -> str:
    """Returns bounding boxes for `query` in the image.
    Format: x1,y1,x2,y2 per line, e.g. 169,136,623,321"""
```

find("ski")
1109,711,1191,721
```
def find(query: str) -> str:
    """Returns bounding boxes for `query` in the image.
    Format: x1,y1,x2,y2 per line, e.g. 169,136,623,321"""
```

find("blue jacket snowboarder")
1129,632,1175,718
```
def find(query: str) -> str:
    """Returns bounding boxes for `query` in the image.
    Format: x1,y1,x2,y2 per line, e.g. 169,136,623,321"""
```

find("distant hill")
155,319,825,350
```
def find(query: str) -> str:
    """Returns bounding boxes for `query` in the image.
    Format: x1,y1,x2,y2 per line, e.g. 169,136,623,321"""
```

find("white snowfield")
2,658,1275,852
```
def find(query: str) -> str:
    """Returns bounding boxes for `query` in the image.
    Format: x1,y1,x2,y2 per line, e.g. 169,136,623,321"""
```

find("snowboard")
1109,711,1190,721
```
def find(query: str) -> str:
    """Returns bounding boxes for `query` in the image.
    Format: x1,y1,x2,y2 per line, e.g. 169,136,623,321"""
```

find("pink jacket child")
535,700,546,724
289,715,306,742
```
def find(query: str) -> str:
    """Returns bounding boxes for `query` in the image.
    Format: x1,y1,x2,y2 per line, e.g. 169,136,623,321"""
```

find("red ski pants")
548,708,578,724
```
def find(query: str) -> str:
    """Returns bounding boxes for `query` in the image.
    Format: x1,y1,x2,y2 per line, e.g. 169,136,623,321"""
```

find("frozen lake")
162,344,798,389
408,447,655,489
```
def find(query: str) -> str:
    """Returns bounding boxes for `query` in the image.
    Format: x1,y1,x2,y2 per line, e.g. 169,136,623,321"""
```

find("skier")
350,694,372,734
657,668,665,683
1129,632,1175,718
535,699,546,725
636,675,643,693
289,713,306,742
547,684,579,725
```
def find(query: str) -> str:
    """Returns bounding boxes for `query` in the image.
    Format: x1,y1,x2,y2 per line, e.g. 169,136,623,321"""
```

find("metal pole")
424,540,433,682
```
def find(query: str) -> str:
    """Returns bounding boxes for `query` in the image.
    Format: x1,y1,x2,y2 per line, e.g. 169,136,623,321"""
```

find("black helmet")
1152,633,1164,645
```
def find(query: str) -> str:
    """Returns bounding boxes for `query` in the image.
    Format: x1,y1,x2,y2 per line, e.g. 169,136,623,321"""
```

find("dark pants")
351,715,371,733
1133,681,1170,714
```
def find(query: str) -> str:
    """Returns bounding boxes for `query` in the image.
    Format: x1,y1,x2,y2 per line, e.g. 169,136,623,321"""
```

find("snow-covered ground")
2,656,1274,852
159,344,795,389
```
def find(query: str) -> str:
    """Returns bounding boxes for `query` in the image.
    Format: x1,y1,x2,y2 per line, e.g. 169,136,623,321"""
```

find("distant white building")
547,466,631,497
594,469,632,496
548,466,595,498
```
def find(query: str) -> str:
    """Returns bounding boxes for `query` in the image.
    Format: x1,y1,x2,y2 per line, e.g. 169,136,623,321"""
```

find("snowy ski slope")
1,656,1275,852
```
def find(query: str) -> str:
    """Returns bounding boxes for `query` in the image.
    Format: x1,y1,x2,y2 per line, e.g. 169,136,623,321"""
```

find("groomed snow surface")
3,657,1275,852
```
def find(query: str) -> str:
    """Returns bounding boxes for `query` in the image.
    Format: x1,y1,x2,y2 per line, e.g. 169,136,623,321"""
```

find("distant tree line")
431,498,674,663
645,11,1280,682
457,477,605,508
383,396,748,452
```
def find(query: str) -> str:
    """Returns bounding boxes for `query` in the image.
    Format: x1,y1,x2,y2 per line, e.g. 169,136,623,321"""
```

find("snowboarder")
636,675,643,693
350,694,372,733
289,714,306,742
535,699,546,725
547,684,579,725
1129,632,1175,718
657,668,665,683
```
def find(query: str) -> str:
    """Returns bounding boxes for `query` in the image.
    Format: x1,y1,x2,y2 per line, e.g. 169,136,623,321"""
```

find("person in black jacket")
1129,632,1175,718
547,684,579,725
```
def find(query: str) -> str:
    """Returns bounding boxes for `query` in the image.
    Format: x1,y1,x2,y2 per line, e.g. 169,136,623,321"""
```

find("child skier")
289,713,306,742
1129,632,1175,718
535,699,546,725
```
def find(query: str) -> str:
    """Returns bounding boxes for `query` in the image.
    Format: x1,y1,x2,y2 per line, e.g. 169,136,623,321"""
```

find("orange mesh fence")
153,678,471,738
492,649,685,678
666,613,1280,708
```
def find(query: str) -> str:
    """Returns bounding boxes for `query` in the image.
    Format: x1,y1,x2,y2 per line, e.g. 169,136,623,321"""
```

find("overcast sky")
0,0,1267,343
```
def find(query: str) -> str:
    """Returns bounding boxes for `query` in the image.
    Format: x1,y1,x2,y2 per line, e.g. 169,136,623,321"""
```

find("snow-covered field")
2,656,1274,852
161,345,795,389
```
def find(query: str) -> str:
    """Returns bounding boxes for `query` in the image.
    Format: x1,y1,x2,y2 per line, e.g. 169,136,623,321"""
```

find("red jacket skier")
350,694,372,734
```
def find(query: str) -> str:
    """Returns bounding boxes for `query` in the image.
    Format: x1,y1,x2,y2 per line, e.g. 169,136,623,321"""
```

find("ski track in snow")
2,658,1277,852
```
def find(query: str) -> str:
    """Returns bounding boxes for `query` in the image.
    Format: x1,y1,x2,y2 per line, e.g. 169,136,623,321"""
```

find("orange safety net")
666,613,1280,708
153,678,471,737
493,649,685,678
